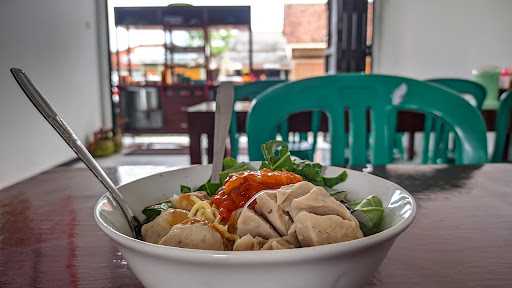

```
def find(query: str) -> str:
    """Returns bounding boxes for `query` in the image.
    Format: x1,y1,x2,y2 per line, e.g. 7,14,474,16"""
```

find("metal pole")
127,26,133,81
248,26,253,74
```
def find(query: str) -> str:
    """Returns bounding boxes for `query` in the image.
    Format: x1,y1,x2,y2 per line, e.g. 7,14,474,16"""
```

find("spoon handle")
10,67,140,238
211,82,234,183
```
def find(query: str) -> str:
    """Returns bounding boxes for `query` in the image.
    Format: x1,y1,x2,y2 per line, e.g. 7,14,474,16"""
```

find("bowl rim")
94,165,416,263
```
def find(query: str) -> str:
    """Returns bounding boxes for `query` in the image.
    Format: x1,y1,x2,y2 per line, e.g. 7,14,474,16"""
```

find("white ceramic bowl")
94,165,415,288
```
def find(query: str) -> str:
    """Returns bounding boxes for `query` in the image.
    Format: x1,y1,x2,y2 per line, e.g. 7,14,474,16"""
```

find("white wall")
0,0,107,189
373,0,512,79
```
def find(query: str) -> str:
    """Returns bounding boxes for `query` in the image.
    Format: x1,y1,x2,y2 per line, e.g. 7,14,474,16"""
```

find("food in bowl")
94,144,416,288
140,141,385,251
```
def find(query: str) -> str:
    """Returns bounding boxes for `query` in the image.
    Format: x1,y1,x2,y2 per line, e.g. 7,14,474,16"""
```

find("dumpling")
159,218,225,250
293,211,363,247
141,208,189,244
289,187,353,221
226,208,242,234
236,208,280,239
233,234,267,251
173,192,209,211
261,237,295,250
254,190,292,236
285,223,300,247
276,181,315,212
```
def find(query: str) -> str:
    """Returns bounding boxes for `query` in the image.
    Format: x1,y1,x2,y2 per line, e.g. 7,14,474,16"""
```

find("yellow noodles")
189,201,216,222
187,196,238,241
212,223,239,241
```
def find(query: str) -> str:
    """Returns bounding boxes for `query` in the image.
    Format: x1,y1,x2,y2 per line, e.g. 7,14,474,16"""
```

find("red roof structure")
283,4,327,44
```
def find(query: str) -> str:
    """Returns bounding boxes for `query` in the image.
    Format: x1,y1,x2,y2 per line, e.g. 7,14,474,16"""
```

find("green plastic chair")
492,91,512,162
230,80,286,159
422,79,487,164
278,110,321,161
247,74,487,166
230,80,320,161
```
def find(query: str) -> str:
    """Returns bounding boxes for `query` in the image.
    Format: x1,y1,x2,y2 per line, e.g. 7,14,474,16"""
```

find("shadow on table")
353,164,484,195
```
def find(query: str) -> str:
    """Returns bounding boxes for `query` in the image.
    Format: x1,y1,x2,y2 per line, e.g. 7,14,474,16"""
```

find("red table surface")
1,164,512,287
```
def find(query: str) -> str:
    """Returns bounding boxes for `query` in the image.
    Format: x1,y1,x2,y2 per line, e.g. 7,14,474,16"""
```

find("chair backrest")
247,74,488,166
229,80,286,158
234,80,286,101
234,80,321,161
492,91,512,162
421,78,487,164
427,78,487,109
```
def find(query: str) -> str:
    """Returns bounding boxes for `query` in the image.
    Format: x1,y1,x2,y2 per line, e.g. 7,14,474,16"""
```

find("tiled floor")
68,134,331,168
68,135,191,168
67,132,503,168
67,133,414,168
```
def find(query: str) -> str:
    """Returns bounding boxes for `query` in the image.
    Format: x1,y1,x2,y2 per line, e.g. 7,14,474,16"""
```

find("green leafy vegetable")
222,157,238,170
261,141,294,170
219,161,255,184
292,160,324,186
177,140,348,198
322,171,348,188
197,181,223,197
260,140,348,188
180,185,192,194
142,200,174,224
329,190,348,202
195,158,256,196
350,195,384,236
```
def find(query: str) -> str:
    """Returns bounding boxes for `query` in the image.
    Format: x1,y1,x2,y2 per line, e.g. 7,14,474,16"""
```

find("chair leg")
231,136,239,159
394,133,405,160
422,114,433,164
279,120,289,142
454,135,462,164
438,124,450,163
504,133,511,161
407,132,415,161
432,119,445,163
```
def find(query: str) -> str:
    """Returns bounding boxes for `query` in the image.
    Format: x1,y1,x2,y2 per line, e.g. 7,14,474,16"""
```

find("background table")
1,164,511,287
187,101,501,164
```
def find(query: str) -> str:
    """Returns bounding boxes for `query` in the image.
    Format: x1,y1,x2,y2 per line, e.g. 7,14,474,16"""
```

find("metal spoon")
210,82,234,183
10,68,141,239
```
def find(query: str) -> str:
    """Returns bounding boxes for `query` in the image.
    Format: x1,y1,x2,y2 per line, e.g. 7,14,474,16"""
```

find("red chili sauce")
212,169,303,222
